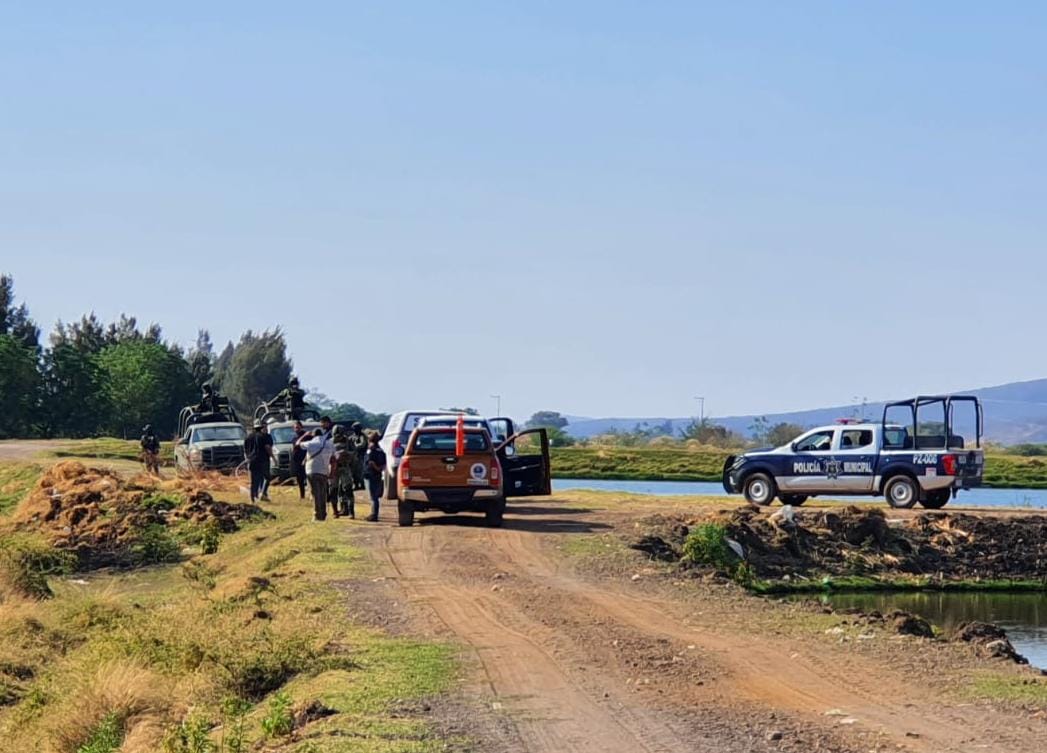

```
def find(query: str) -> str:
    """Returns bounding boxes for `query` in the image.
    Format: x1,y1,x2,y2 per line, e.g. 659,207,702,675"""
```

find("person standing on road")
329,426,355,518
348,422,368,490
302,427,335,521
364,432,387,522
140,425,161,475
290,420,308,500
244,421,274,503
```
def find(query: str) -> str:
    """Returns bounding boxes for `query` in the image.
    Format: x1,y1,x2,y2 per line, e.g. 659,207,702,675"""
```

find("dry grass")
47,661,170,753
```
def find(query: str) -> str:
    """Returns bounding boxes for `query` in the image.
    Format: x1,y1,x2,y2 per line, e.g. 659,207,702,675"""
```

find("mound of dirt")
6,461,265,569
631,507,1047,582
954,621,1028,664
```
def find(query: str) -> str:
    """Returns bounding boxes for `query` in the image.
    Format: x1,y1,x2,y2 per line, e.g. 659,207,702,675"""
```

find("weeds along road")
355,498,1047,753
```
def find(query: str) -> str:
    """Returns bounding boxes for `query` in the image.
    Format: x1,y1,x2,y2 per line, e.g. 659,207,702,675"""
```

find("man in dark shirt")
364,432,387,522
140,425,161,475
244,422,274,503
289,420,308,500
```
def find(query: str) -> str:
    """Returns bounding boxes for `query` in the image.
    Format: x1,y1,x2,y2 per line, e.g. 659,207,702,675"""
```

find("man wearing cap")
244,421,274,503
301,424,336,521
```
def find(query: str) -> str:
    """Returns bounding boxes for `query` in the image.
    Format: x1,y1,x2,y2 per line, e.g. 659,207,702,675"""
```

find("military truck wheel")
485,498,506,528
920,490,951,509
780,494,808,506
743,473,777,506
397,500,415,527
884,475,918,509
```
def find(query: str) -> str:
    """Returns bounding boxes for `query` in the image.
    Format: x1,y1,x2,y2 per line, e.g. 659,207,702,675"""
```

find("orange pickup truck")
396,425,550,527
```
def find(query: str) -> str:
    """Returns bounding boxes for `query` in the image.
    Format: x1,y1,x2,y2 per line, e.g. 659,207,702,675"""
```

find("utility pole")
490,394,502,416
693,396,705,424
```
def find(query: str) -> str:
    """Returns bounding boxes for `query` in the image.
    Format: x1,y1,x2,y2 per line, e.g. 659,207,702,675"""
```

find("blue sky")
2,2,1045,420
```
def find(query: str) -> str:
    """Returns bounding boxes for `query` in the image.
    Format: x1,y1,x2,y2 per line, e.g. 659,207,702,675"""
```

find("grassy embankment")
0,455,459,753
551,446,1047,488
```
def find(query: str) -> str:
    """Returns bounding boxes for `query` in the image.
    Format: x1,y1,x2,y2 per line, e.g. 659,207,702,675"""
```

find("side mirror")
504,445,517,457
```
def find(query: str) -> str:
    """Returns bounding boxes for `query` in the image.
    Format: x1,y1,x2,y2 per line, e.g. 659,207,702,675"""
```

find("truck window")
795,431,834,452
840,430,873,449
883,428,910,449
410,431,490,453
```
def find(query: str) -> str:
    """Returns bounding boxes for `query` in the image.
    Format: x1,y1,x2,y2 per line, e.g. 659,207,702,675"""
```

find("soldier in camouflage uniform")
348,422,368,490
328,425,356,518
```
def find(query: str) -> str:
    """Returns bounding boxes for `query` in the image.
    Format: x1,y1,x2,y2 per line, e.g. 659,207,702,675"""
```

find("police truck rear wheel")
885,476,918,509
397,500,415,527
385,471,398,501
743,473,776,506
780,494,808,506
920,490,951,509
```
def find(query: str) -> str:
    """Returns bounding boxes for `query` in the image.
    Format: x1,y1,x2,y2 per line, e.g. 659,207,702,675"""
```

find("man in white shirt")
300,426,336,521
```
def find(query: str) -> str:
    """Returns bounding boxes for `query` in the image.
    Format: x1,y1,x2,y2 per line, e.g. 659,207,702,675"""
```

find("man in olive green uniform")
348,422,368,490
329,426,356,518
271,377,307,420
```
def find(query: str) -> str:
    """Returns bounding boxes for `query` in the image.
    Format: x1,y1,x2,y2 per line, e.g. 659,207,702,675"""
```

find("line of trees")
0,275,388,440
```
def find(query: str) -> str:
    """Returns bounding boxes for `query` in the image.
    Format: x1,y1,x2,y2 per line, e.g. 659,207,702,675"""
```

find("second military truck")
722,395,984,509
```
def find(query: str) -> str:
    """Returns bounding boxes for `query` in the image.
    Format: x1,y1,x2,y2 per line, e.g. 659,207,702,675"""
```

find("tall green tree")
50,313,107,354
186,329,215,388
212,329,293,417
39,343,107,438
0,275,40,350
0,335,41,438
95,340,197,437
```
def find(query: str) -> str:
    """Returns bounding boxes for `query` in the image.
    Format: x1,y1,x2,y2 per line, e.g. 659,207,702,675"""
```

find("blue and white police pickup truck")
722,395,985,509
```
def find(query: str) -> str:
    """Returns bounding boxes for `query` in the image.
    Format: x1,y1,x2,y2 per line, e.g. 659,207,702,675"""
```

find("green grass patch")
964,673,1047,705
51,438,175,464
0,463,41,516
0,481,461,752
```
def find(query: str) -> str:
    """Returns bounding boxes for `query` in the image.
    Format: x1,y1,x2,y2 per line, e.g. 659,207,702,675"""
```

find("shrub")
260,691,294,739
0,535,76,599
162,713,214,753
681,523,735,571
77,712,123,753
131,525,181,565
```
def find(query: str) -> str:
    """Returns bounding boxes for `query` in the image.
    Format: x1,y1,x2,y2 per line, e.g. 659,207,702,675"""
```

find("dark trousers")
249,466,268,502
366,474,383,520
308,474,329,520
292,465,306,498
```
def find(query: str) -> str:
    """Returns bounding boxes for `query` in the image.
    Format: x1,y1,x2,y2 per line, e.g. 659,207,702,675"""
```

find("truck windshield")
410,431,490,453
270,427,298,444
192,426,246,443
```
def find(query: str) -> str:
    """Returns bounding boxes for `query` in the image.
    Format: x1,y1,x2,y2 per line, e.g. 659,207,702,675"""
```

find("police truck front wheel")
884,476,918,509
780,494,808,506
920,489,950,510
397,500,415,527
743,473,776,506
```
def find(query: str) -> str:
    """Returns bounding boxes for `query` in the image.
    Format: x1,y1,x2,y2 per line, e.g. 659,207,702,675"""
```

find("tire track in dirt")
483,526,1032,753
380,525,698,753
373,506,1047,753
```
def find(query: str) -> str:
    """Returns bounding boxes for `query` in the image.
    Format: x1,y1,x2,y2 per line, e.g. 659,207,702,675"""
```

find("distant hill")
564,378,1047,446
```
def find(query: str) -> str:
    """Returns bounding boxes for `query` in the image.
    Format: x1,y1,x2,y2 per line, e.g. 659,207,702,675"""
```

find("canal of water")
553,478,1047,509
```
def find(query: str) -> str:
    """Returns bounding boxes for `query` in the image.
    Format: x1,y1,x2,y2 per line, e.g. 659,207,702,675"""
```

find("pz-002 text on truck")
722,395,984,509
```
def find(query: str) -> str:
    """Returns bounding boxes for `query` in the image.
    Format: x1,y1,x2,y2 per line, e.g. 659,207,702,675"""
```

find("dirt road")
357,499,1047,753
